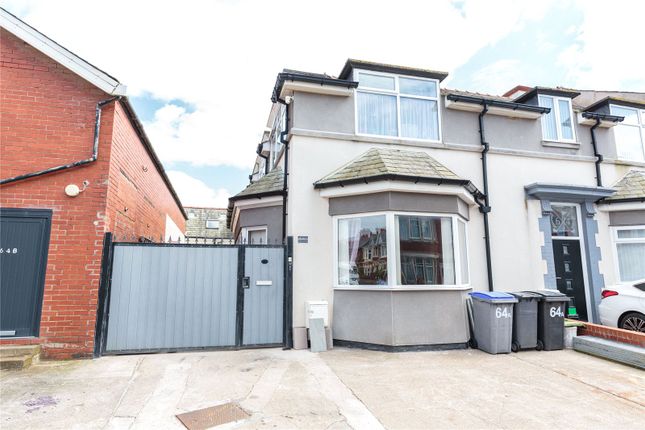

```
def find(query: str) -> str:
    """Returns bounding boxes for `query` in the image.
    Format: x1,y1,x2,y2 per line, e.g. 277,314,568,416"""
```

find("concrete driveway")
1,348,643,429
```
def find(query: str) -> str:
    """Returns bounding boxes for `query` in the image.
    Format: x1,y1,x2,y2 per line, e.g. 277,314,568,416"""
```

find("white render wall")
286,132,641,328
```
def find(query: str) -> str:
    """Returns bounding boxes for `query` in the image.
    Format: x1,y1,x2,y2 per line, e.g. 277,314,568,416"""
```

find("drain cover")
176,402,249,429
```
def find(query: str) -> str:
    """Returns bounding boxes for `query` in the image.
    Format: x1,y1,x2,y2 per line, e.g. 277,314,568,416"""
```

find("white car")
598,280,645,332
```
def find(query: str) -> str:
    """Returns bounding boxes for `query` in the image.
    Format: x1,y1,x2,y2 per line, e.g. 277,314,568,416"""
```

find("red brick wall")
105,102,185,241
578,322,645,348
0,29,185,358
1,29,115,358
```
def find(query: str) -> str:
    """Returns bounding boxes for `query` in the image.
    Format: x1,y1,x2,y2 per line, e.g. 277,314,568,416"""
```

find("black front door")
0,209,52,337
552,239,588,321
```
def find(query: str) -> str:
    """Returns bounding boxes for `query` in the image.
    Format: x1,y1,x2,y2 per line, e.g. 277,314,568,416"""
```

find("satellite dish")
64,184,81,197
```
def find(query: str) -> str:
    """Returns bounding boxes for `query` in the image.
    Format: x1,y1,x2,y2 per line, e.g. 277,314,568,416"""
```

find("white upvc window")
354,70,441,142
206,219,220,229
538,95,576,143
241,226,268,244
610,105,645,162
612,225,645,283
333,211,469,289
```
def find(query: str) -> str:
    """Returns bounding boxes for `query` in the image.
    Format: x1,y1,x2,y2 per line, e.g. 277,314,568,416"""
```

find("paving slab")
0,348,643,429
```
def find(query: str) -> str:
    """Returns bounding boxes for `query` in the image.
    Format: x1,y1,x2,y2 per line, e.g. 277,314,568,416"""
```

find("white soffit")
280,81,353,99
577,113,620,128
444,98,542,119
0,9,127,96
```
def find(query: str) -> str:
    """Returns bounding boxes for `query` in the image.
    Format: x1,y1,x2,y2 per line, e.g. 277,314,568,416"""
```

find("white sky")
4,0,644,207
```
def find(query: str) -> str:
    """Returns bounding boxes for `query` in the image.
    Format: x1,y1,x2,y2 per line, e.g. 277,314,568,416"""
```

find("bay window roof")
314,148,467,189
230,168,284,201
604,170,645,203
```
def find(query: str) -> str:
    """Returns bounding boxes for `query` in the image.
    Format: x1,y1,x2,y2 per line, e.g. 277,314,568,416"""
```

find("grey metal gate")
99,241,285,354
0,208,51,338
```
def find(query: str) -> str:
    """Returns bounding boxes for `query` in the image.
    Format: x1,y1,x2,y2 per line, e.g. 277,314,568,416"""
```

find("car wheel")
620,312,645,332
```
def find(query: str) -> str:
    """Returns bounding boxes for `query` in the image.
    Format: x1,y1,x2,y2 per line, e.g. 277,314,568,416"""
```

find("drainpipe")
478,104,494,292
0,97,121,185
590,117,603,187
275,99,290,243
256,141,270,175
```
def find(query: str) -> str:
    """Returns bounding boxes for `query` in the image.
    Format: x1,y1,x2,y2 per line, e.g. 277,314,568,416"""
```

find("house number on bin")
495,307,511,318
0,248,18,254
550,306,564,318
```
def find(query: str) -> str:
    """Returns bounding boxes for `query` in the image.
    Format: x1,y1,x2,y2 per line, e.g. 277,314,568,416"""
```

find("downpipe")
0,96,121,186
478,104,494,292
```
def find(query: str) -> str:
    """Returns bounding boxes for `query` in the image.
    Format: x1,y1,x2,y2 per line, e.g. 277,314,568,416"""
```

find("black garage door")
0,208,52,338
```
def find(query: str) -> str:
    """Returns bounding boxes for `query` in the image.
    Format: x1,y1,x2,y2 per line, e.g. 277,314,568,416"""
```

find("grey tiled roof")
233,168,284,199
314,148,463,187
606,170,645,201
441,88,512,102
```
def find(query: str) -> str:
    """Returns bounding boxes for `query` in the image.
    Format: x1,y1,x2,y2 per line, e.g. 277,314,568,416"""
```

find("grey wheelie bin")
534,289,570,351
469,292,518,354
509,292,541,352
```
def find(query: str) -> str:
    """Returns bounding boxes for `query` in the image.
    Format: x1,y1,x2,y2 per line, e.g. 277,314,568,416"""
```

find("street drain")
176,402,249,429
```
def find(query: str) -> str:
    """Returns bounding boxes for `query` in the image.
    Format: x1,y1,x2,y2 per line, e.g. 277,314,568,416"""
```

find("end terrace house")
228,59,645,350
0,9,186,358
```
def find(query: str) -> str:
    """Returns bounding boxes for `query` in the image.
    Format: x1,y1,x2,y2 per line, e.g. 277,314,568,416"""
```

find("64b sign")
0,247,18,254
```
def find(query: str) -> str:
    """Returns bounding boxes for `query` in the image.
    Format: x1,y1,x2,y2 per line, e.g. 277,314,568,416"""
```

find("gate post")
283,236,294,349
93,232,114,357
235,246,246,348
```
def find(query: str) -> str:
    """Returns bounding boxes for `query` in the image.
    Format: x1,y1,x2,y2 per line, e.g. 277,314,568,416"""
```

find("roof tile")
606,170,645,201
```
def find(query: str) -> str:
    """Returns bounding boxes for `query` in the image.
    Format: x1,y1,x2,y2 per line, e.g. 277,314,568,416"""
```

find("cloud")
166,170,231,208
558,1,645,89
4,0,561,169
469,59,521,95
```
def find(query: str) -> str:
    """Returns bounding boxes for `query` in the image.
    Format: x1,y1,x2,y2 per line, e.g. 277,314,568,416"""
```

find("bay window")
610,105,645,162
613,226,645,282
355,71,440,141
538,95,575,142
335,212,468,287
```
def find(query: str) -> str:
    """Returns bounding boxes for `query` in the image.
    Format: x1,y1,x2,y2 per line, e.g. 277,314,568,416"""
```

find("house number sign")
0,248,19,254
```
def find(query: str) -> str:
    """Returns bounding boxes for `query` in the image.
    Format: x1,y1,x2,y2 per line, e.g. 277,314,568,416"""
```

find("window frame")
205,219,220,229
538,94,577,144
609,104,645,162
611,224,645,283
332,211,469,290
241,226,268,244
353,69,442,143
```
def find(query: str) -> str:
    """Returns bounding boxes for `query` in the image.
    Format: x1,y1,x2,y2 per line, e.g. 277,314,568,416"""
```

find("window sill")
541,140,580,149
334,285,472,292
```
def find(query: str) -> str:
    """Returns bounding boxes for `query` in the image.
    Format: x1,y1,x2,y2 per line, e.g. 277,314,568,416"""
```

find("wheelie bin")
509,291,541,352
469,292,517,354
534,289,570,351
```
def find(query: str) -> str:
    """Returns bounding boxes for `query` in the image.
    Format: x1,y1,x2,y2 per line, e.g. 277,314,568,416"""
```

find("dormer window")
355,71,441,141
538,95,576,142
610,104,645,162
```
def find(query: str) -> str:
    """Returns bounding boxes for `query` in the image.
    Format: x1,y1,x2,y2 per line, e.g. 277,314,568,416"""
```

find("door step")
573,336,645,370
0,345,41,370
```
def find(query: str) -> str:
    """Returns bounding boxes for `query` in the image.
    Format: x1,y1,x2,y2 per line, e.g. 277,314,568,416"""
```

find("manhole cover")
176,402,249,429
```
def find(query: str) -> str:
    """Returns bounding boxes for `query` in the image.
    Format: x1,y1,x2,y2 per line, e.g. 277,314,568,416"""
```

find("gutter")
314,174,470,189
581,111,624,188
446,94,551,114
0,97,120,186
272,72,358,104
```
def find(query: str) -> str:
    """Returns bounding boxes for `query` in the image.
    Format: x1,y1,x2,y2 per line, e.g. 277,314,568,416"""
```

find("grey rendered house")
228,59,645,350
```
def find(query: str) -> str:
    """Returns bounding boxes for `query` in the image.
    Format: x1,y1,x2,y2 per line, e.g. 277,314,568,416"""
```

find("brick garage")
0,16,186,358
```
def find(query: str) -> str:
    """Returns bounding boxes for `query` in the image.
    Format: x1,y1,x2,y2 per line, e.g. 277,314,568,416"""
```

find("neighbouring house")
0,9,186,358
185,207,233,242
229,59,645,350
